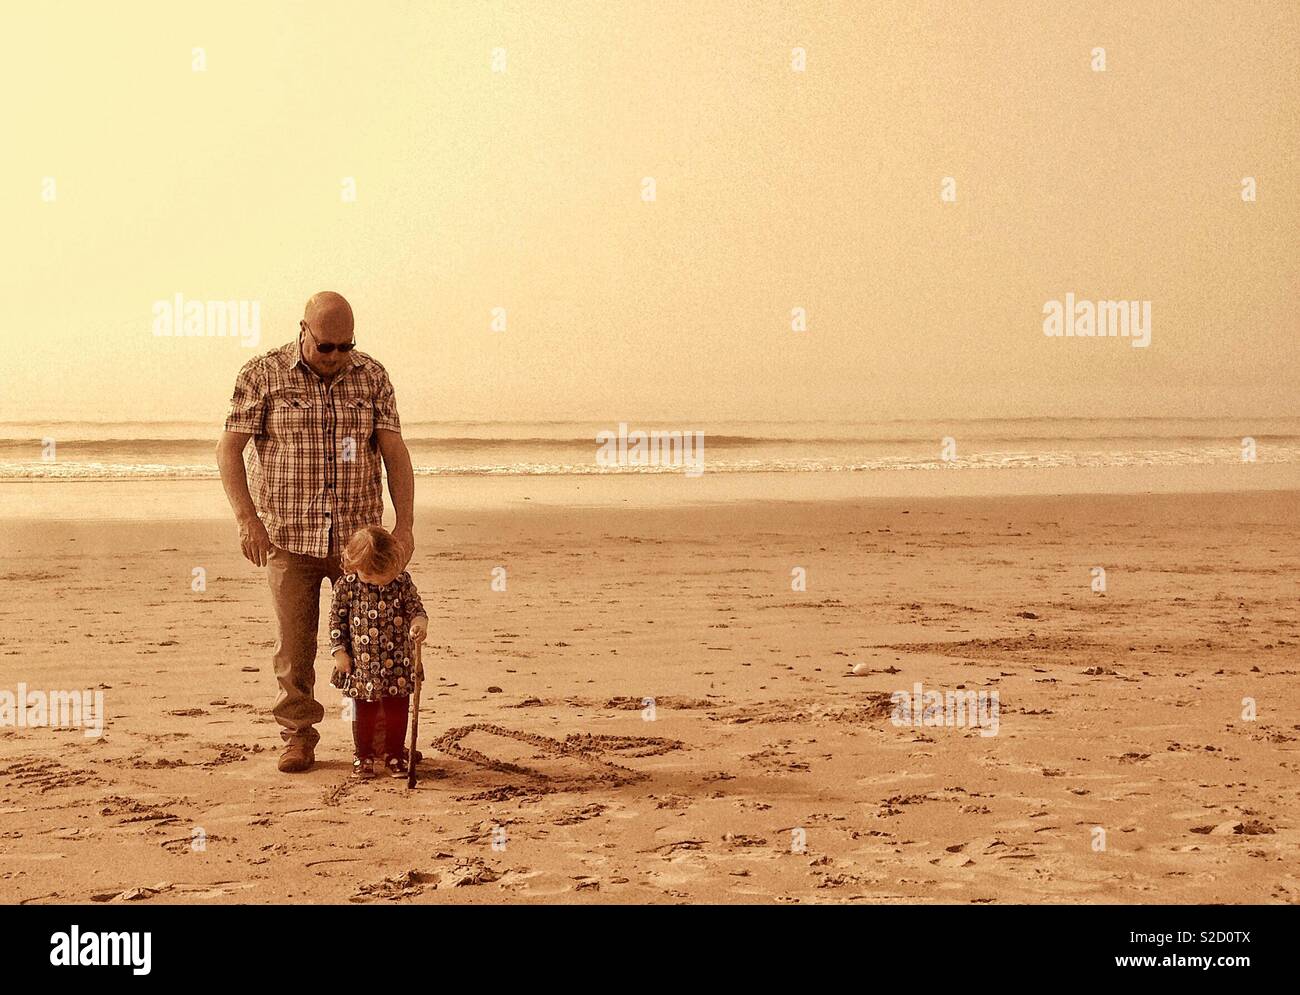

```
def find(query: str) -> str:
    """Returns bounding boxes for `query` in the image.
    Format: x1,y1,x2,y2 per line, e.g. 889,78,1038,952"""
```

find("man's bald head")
299,291,356,378
304,291,354,338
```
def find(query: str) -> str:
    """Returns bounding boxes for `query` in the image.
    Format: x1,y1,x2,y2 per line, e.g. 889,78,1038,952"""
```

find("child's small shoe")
351,756,376,780
385,754,408,779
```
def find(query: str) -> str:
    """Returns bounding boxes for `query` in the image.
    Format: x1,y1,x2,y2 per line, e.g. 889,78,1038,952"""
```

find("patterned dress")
328,571,426,701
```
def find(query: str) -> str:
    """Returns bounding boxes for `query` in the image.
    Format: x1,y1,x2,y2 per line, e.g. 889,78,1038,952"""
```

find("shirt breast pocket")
340,396,375,455
268,391,313,436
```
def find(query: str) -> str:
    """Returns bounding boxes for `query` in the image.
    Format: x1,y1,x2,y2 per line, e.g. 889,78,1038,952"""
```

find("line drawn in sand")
428,723,684,787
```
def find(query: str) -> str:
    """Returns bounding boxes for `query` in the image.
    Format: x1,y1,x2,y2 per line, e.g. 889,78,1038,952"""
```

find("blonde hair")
342,525,403,577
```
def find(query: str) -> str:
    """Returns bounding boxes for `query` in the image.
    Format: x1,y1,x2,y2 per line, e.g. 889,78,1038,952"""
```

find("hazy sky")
5,0,1297,425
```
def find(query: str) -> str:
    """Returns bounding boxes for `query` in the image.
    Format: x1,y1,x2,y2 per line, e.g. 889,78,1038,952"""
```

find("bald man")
217,292,416,773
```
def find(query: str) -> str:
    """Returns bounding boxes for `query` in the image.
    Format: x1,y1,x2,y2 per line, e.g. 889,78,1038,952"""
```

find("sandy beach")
2,485,1296,905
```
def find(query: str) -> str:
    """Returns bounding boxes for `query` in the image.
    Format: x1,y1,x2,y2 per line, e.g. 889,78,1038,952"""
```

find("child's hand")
409,617,428,645
334,652,354,675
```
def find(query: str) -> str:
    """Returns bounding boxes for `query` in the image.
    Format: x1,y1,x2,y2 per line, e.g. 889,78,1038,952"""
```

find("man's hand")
392,524,415,569
238,515,273,567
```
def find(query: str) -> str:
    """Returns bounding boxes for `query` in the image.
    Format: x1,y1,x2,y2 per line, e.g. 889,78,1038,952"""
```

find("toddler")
328,525,428,778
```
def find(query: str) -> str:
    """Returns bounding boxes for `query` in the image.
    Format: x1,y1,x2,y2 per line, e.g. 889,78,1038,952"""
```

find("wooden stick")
407,641,422,789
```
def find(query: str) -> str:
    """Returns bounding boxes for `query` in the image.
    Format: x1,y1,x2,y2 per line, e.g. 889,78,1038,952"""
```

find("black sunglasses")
302,320,356,354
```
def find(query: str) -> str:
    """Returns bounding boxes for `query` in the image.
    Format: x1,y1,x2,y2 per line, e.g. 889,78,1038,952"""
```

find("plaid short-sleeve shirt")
223,339,402,558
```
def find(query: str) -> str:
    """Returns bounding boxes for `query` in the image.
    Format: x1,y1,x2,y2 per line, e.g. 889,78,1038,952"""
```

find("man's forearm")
384,442,416,530
217,440,258,522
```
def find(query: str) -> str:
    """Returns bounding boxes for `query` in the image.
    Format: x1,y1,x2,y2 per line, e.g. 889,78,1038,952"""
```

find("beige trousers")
267,546,344,748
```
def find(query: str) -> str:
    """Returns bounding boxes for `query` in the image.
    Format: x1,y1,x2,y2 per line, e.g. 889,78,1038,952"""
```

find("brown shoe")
278,741,315,773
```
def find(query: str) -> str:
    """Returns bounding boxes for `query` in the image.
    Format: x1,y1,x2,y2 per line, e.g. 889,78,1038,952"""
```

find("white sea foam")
2,419,1297,480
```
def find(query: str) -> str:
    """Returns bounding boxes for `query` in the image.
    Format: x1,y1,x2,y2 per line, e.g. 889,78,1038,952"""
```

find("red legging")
352,695,410,759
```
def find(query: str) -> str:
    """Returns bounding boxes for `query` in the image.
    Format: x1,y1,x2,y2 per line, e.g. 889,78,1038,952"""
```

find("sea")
2,417,1297,480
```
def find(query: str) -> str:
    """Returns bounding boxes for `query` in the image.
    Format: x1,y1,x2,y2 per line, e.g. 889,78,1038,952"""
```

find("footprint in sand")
0,757,106,794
